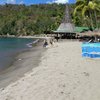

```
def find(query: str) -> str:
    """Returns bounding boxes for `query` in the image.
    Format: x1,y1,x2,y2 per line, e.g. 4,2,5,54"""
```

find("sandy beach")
0,41,100,100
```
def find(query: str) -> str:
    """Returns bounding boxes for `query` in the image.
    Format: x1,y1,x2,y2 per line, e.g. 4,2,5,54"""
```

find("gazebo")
53,23,76,39
52,4,76,39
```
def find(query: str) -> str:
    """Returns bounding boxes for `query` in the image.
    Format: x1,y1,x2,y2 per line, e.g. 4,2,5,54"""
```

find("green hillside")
0,3,99,36
0,4,67,36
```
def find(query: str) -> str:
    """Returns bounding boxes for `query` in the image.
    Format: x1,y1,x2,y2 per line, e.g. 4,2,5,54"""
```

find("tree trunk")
94,10,98,29
89,10,94,30
87,0,90,4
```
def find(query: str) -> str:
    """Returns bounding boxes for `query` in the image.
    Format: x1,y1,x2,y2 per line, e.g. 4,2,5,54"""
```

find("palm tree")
73,0,100,29
88,0,100,29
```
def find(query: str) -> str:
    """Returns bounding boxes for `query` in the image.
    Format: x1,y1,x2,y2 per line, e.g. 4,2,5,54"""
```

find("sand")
0,43,45,88
0,41,100,100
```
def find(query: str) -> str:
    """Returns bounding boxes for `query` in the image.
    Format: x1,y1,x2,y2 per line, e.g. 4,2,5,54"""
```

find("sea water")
0,37,36,71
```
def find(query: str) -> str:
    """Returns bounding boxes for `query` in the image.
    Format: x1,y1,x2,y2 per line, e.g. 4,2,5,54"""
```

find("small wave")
26,39,39,48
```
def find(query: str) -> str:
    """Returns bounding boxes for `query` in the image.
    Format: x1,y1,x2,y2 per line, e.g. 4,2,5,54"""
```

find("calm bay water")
0,37,35,71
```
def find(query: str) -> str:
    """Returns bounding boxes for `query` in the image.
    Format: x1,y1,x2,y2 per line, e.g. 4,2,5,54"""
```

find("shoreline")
0,35,52,39
0,39,45,88
0,41,100,100
0,37,41,72
0,37,42,72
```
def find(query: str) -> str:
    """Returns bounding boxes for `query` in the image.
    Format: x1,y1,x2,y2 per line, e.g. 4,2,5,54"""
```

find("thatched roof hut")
53,23,75,33
52,4,76,39
76,30,100,37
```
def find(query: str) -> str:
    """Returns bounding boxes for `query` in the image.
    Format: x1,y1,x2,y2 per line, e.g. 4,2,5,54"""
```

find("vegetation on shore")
0,4,66,36
0,2,100,36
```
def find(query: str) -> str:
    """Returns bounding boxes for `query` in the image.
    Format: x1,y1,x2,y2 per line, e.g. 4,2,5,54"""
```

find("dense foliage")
73,0,100,29
0,4,67,36
0,3,99,36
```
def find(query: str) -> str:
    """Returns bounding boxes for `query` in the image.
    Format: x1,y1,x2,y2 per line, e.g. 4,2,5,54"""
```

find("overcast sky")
0,0,76,5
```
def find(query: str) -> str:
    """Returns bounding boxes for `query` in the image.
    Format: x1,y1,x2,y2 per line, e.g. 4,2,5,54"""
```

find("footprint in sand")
83,72,90,77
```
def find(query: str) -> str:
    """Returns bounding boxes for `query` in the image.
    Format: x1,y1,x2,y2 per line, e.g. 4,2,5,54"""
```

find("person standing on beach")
43,39,48,47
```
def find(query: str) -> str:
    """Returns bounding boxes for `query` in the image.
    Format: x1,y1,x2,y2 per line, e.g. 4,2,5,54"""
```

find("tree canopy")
0,4,66,36
73,0,100,29
0,3,99,36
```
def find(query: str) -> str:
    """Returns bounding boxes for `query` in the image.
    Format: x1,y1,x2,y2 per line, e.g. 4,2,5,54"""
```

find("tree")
0,4,65,36
88,0,100,29
73,0,100,29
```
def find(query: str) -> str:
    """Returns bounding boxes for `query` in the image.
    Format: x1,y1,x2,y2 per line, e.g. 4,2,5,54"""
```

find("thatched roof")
53,23,75,33
76,30,100,36
53,4,75,34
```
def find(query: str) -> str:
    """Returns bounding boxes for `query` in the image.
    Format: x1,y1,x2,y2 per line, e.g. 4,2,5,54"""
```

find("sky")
0,0,76,5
